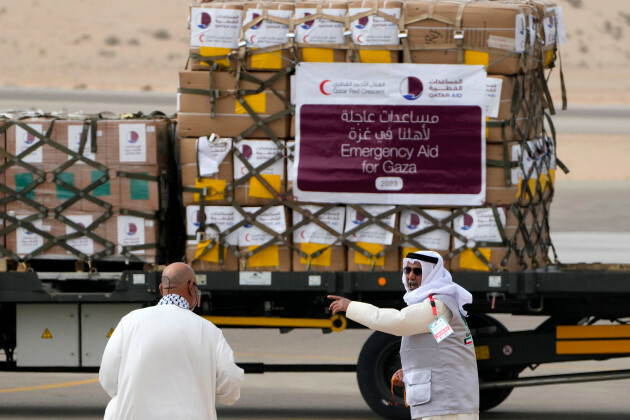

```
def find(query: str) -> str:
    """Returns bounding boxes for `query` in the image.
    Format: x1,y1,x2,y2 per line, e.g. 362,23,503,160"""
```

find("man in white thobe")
99,262,244,420
329,251,479,420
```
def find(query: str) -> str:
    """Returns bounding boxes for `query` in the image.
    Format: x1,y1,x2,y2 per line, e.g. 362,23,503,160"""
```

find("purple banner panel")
297,104,482,195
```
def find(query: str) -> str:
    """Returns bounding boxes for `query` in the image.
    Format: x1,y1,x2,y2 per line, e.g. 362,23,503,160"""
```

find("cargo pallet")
1,266,629,417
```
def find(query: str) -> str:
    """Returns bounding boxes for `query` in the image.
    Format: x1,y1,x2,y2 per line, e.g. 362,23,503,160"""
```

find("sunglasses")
403,267,422,276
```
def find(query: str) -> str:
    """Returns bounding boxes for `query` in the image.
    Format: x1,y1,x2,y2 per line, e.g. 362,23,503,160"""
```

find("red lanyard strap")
429,294,437,316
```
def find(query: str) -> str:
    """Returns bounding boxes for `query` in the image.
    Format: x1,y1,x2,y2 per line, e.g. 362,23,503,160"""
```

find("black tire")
467,313,519,411
356,331,410,420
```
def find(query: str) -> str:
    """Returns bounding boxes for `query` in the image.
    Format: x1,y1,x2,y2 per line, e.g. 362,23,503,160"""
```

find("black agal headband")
405,252,439,264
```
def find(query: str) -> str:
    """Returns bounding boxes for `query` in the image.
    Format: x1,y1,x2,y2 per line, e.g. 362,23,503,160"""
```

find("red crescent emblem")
249,35,257,45
302,34,308,44
245,233,251,242
199,34,204,43
357,34,364,44
319,80,331,95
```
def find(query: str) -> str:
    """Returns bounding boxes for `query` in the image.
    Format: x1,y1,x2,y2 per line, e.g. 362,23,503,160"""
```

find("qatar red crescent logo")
196,12,211,29
319,80,332,95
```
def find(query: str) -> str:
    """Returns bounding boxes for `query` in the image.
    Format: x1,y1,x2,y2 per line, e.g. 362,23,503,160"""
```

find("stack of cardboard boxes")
0,116,168,266
181,0,564,273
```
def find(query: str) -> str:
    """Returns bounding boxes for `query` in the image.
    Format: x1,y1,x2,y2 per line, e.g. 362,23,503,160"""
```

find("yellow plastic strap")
235,92,267,114
199,46,231,67
300,243,332,267
359,50,392,63
195,241,225,263
465,50,489,66
194,178,226,202
251,51,282,69
248,245,279,267
459,248,491,271
249,174,281,198
302,47,334,62
354,242,385,267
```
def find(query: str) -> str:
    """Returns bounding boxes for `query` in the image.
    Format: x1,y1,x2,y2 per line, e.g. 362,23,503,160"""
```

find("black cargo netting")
181,1,568,271
0,112,174,269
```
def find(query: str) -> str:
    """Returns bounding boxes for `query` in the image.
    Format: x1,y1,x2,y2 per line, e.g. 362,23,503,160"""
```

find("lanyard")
428,294,437,316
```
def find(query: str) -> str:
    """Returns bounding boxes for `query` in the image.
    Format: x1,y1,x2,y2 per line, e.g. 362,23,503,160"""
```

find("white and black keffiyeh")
401,250,472,316
157,294,190,310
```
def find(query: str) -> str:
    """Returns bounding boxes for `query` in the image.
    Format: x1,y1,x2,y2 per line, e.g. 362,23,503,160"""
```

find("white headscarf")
402,250,472,316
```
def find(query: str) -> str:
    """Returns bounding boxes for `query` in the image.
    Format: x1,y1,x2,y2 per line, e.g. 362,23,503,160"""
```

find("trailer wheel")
467,313,519,411
356,331,409,420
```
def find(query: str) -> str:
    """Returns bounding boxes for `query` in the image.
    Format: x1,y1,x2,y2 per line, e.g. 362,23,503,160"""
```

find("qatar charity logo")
23,132,37,145
354,16,369,30
400,77,423,100
352,212,366,225
127,130,140,144
193,210,203,227
196,12,212,29
459,213,474,231
406,213,420,230
250,13,262,30
126,223,138,236
300,12,314,30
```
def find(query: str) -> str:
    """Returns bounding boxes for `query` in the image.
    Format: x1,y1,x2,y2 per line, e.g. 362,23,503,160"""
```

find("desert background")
0,0,628,184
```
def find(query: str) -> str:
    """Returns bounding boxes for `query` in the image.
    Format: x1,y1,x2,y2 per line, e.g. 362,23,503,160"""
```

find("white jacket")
100,304,244,420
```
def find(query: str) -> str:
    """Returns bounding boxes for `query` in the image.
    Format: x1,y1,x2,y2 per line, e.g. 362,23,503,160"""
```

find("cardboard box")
531,1,564,68
486,75,543,143
348,0,402,63
486,141,520,205
347,245,400,272
52,119,108,166
238,244,292,271
188,2,244,71
450,246,520,272
5,164,84,212
233,139,285,206
4,211,109,259
405,1,534,75
237,205,290,271
106,213,159,263
105,120,168,167
295,1,348,63
292,205,346,271
116,165,161,212
177,70,290,139
186,246,239,271
399,208,452,251
242,2,295,71
184,204,241,271
5,119,59,166
180,136,233,206
345,205,399,271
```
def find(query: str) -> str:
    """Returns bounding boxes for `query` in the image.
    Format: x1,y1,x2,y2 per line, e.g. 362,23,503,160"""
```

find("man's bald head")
161,262,196,292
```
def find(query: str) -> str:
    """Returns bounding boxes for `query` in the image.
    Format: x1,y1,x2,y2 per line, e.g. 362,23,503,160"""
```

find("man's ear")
159,283,164,296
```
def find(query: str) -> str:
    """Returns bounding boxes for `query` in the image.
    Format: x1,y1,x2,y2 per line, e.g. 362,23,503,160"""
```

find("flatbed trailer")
1,265,629,418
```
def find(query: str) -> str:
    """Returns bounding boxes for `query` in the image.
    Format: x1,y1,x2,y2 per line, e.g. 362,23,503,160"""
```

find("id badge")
428,316,454,343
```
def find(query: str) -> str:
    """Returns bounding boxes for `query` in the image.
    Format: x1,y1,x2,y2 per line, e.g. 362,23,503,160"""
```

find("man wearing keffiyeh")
99,262,244,420
329,250,479,420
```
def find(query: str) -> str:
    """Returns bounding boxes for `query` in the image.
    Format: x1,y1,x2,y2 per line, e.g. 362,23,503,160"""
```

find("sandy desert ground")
0,0,628,183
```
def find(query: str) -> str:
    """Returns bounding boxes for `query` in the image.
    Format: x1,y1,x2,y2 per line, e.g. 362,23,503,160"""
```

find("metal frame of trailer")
1,268,629,416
